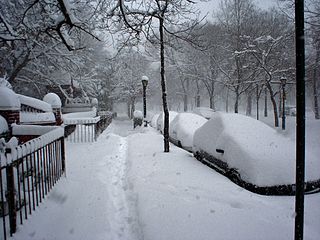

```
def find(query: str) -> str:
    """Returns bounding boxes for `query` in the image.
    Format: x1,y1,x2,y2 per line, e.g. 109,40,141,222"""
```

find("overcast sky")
197,0,278,21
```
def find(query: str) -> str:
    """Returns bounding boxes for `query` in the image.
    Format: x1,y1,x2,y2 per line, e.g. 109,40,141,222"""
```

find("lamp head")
141,76,149,87
280,76,287,85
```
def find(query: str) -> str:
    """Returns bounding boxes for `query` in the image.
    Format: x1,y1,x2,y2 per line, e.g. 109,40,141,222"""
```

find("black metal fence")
0,128,65,240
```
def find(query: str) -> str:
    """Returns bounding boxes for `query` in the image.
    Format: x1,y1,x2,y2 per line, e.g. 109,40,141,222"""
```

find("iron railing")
0,127,65,240
64,114,112,143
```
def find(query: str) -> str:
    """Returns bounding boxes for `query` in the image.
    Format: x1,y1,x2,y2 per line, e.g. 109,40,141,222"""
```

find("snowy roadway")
12,118,320,240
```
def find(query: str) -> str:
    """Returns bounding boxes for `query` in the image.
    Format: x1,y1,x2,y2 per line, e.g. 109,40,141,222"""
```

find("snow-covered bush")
133,110,143,119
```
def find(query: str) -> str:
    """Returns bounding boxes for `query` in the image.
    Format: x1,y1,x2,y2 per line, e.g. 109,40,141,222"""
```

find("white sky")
197,0,278,21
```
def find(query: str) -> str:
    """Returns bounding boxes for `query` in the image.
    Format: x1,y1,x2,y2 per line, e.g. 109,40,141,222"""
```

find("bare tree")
113,0,203,152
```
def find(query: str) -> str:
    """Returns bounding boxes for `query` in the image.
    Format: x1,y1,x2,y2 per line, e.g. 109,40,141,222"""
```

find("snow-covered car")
150,113,160,128
193,112,320,195
192,107,215,119
285,105,296,116
156,111,178,133
169,113,207,151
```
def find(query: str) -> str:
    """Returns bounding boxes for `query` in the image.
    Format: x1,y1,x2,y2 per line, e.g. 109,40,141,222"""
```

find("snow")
62,108,97,119
0,76,12,89
156,111,178,132
12,124,59,136
0,87,20,110
91,98,98,106
20,112,56,124
169,113,207,150
43,93,62,108
3,126,64,164
0,116,8,134
11,119,320,240
150,113,160,128
18,94,52,112
133,110,143,119
193,112,320,186
192,107,215,119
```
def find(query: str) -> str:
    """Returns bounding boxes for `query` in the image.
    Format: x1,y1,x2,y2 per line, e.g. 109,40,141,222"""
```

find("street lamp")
280,76,287,130
141,76,149,127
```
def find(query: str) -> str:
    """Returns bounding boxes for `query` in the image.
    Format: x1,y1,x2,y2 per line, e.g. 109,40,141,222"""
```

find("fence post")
61,138,66,175
6,164,16,235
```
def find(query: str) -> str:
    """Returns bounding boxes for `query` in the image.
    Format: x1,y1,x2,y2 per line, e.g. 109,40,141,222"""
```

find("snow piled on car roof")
193,112,320,187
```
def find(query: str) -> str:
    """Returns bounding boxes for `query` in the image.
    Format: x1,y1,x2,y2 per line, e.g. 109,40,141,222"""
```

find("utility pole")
294,0,306,240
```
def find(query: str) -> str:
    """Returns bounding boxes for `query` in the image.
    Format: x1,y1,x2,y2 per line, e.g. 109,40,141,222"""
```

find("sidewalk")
12,122,141,240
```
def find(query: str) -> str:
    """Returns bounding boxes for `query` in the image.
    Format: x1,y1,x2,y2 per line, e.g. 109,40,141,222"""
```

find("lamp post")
141,76,149,127
280,76,287,130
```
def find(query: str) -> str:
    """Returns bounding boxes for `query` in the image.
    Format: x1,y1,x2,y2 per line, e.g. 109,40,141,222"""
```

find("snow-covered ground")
12,117,320,240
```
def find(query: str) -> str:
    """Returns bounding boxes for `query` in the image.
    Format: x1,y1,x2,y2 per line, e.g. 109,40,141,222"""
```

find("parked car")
169,113,207,151
284,105,296,116
150,113,160,128
156,111,178,133
193,112,320,195
192,107,215,119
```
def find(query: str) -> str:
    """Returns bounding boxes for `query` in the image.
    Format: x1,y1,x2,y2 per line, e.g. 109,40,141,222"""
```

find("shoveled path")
12,119,142,240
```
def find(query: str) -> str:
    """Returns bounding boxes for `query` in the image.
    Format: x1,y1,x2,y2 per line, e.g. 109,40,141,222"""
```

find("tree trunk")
256,85,260,120
226,88,229,113
246,93,252,116
234,89,240,113
130,97,135,119
264,87,268,117
159,16,169,152
196,81,201,107
183,93,188,112
313,50,320,120
266,82,279,127
209,95,214,109
196,95,200,108
127,100,131,118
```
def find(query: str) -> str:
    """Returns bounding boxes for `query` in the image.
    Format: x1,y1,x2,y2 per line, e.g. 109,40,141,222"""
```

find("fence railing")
64,114,112,143
0,127,65,240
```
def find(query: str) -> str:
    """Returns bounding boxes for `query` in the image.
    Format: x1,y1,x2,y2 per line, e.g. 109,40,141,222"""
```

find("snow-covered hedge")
193,112,320,187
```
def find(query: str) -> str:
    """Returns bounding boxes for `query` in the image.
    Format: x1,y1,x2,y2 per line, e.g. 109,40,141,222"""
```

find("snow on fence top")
63,116,100,125
0,87,21,110
18,94,52,112
0,126,64,165
20,112,56,124
62,108,96,119
43,93,62,108
12,124,59,136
